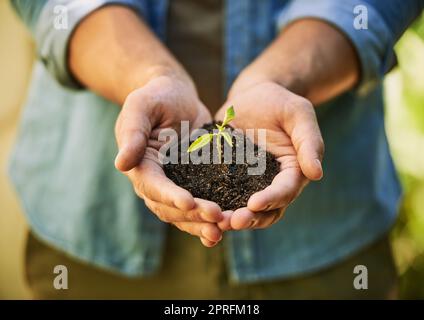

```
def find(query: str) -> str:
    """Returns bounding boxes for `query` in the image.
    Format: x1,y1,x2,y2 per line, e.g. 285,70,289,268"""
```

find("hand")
216,80,324,231
115,73,224,247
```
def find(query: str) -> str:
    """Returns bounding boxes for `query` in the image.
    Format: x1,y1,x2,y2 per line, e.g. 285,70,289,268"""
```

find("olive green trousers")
25,227,398,299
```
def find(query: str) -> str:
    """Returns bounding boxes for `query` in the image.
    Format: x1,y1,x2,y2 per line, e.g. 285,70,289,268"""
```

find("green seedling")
187,106,235,161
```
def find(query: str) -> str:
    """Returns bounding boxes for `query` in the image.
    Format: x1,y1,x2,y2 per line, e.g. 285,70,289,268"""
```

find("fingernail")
314,159,323,179
201,238,216,247
114,152,122,169
200,227,208,240
314,159,321,167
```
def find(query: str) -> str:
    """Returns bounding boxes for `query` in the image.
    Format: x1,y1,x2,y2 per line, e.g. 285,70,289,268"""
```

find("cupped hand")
115,74,224,246
216,80,324,231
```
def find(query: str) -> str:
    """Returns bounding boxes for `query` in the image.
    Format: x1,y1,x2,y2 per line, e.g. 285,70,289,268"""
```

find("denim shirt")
9,0,422,282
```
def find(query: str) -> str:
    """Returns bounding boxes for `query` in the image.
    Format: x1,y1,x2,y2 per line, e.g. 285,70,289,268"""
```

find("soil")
163,122,280,211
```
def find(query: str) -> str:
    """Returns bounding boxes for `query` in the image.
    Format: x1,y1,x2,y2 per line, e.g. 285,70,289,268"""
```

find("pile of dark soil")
164,122,280,211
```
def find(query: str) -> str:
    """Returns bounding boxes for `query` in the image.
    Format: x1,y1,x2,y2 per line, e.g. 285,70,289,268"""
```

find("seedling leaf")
187,133,213,152
221,106,235,127
221,131,233,147
187,106,236,156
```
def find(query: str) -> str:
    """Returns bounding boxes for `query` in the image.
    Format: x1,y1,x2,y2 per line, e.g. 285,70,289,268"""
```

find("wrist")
142,64,190,85
123,63,195,103
244,55,310,95
229,64,308,100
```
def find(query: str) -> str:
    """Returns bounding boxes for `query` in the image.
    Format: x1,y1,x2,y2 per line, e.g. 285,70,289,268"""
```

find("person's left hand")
215,80,324,231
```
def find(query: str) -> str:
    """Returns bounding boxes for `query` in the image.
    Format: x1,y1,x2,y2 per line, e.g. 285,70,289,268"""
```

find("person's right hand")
114,72,224,247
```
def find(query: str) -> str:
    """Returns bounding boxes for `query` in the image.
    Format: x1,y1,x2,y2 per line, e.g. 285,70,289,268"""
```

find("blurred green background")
385,13,424,299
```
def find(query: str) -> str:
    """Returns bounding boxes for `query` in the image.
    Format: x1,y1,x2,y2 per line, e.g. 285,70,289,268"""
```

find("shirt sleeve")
11,0,148,90
276,0,423,95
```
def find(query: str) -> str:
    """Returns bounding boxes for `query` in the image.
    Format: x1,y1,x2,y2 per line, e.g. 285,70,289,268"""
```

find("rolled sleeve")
35,0,147,89
276,0,395,95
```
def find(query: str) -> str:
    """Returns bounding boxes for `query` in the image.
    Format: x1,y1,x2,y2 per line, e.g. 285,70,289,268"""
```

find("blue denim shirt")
9,0,423,282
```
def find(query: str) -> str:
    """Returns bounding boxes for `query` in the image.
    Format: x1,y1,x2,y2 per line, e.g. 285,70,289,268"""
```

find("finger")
231,208,283,230
144,198,223,223
230,207,254,230
128,155,196,211
147,139,166,150
173,222,223,243
114,96,152,172
217,210,233,231
200,238,218,248
115,128,149,172
247,167,307,212
251,209,284,229
283,100,324,181
193,198,224,222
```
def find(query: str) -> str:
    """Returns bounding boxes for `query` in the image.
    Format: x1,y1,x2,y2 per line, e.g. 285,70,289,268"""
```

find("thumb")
285,102,324,181
114,100,152,172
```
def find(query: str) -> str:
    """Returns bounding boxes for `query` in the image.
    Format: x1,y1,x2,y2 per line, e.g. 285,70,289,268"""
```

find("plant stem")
216,134,222,164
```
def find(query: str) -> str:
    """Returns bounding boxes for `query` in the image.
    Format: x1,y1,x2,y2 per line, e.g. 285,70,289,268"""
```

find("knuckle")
159,213,171,223
139,179,156,200
158,192,170,208
154,206,170,223
184,210,199,222
151,203,162,218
